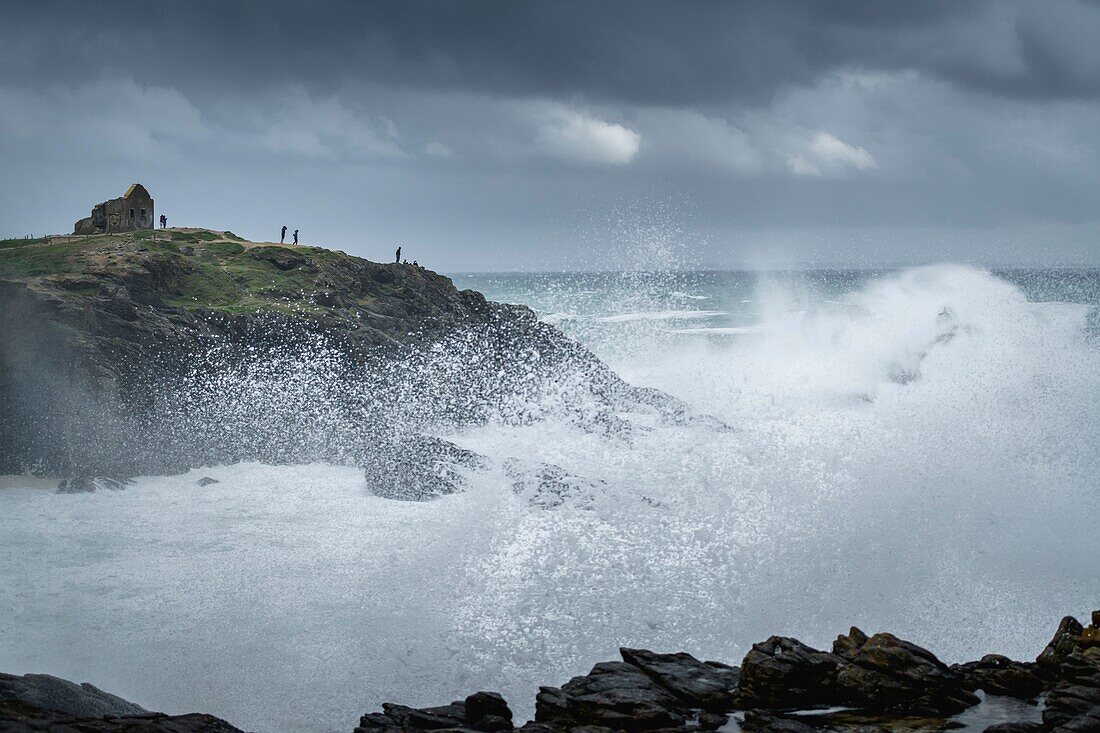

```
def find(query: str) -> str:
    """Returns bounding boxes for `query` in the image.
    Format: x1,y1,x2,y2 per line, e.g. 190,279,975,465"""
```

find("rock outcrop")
0,229,689,487
0,673,243,732
2,593,1096,732
355,691,514,733
1037,614,1100,733
737,628,979,716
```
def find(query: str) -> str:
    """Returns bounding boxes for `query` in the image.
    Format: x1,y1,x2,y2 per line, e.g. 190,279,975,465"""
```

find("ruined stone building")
73,184,154,235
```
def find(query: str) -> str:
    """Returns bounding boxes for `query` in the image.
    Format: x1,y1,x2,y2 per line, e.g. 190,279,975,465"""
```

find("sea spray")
1,265,1097,732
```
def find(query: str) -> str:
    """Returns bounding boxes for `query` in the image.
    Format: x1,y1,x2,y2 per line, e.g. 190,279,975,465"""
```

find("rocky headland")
0,228,689,494
2,610,1097,732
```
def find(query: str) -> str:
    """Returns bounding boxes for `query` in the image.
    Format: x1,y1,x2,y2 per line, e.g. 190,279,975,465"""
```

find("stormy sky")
3,0,1100,271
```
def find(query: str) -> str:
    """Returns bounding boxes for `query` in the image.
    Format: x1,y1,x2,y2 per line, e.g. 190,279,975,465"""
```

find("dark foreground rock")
0,673,149,718
0,674,243,732
1037,615,1100,733
737,627,979,717
5,610,1099,733
355,691,513,733
953,655,1045,700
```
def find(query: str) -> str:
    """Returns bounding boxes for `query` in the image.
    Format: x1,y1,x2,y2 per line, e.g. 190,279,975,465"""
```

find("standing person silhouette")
281,226,287,244
159,214,167,229
293,229,299,245
395,246,401,263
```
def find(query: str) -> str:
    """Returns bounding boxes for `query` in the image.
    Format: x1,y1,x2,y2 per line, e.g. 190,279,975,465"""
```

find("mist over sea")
2,265,1098,733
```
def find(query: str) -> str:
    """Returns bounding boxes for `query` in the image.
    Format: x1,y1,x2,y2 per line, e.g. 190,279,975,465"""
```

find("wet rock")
983,724,1041,733
739,710,818,733
737,630,977,717
619,648,739,712
1033,611,1100,733
0,701,245,731
736,636,844,709
56,476,131,493
1037,616,1086,681
503,458,601,509
362,434,487,501
952,655,1044,700
832,629,979,715
355,691,515,733
535,661,685,731
195,476,219,486
0,673,148,718
465,691,514,731
515,723,562,733
0,683,243,732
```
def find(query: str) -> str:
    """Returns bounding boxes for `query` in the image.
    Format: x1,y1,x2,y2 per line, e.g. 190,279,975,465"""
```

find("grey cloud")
2,1,1100,268
5,0,1100,105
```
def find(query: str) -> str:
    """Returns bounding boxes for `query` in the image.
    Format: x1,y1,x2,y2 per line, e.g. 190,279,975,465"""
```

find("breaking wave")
1,264,1098,733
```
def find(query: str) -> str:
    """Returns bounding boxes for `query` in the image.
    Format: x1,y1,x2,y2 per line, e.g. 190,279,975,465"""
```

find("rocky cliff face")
0,229,674,486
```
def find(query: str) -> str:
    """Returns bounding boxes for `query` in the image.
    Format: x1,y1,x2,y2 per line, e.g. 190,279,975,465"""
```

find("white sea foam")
596,309,725,323
665,324,766,335
1,264,1098,733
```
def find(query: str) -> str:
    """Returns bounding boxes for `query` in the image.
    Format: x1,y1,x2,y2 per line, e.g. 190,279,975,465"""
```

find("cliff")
0,229,671,486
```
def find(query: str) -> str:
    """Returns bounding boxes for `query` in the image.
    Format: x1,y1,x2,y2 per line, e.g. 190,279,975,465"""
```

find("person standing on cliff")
281,225,287,244
159,214,167,229
293,229,299,245
395,246,401,263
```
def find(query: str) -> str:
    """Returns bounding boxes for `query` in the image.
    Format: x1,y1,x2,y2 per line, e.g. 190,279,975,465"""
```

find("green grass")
0,241,88,277
0,236,49,249
203,241,246,256
0,228,370,319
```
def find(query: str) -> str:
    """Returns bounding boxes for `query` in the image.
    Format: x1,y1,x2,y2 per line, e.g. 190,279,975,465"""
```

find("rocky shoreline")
0,229,695,491
3,610,1096,732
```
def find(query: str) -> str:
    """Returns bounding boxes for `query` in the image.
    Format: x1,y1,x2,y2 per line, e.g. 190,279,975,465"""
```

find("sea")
1,264,1098,732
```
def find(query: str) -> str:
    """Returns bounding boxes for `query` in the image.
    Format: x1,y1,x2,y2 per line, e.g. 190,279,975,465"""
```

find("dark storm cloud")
4,0,1100,104
3,1,1100,268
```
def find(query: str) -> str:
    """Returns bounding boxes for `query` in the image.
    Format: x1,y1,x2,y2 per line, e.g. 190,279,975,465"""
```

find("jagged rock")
952,655,1044,700
983,724,1042,733
1038,616,1086,681
0,701,244,731
535,661,685,731
739,710,818,733
362,434,487,501
736,636,844,709
503,458,601,509
195,477,219,486
831,629,979,715
0,686,243,732
737,630,978,717
56,476,131,493
0,673,148,718
355,691,515,733
515,724,561,733
619,648,739,712
1038,611,1100,733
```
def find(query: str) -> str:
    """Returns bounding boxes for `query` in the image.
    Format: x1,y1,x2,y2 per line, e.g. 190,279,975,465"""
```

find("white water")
2,264,1098,732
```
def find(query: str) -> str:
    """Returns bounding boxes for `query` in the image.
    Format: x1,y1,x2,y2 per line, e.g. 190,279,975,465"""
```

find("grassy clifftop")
0,228,441,318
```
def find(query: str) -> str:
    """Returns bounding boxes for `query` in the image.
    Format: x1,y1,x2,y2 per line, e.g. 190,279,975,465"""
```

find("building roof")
123,183,149,199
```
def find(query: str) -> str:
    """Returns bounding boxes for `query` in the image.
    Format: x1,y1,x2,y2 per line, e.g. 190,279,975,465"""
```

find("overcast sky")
2,0,1100,271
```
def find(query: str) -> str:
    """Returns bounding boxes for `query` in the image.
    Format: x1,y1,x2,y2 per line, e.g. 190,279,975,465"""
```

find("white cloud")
532,105,640,165
787,132,876,176
424,140,455,158
632,108,763,174
809,132,876,169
